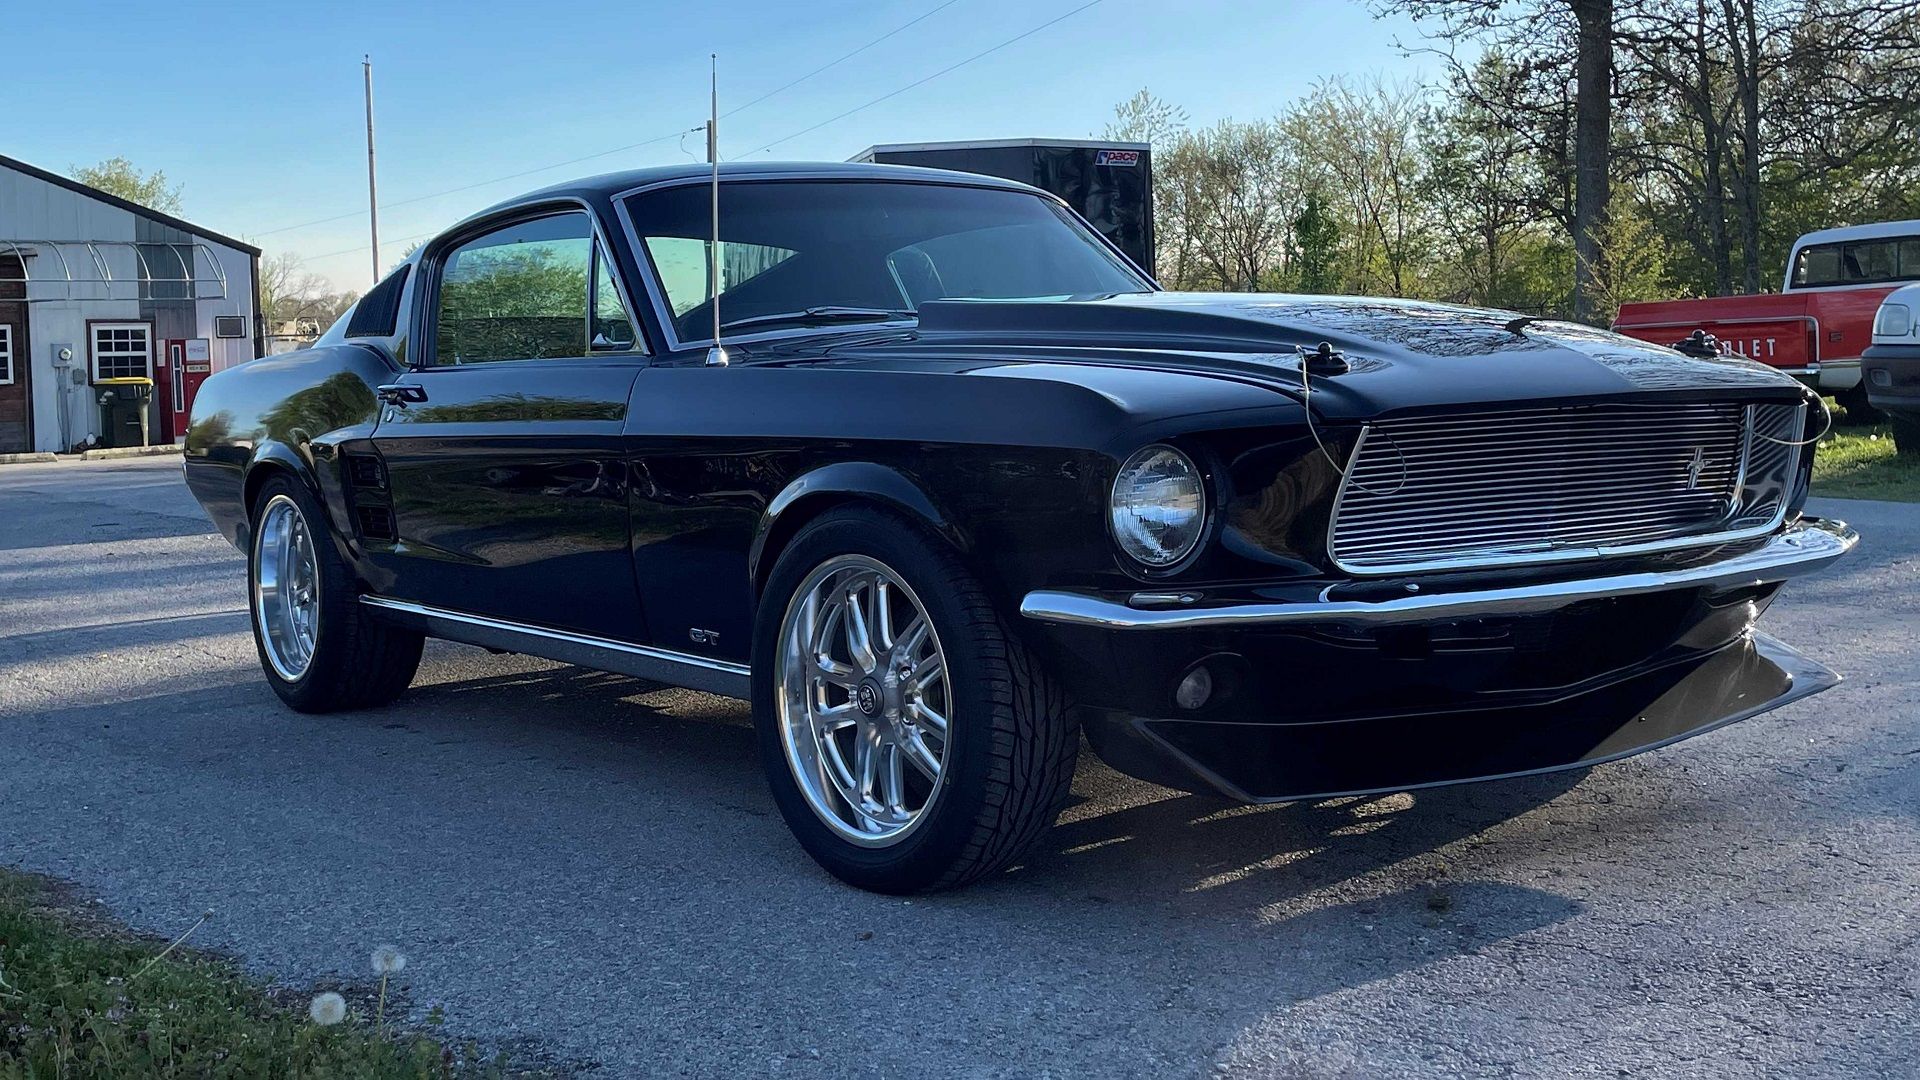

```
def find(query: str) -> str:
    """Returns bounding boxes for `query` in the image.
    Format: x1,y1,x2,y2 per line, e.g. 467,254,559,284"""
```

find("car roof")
1791,220,1920,247
480,160,1045,218
396,161,1067,271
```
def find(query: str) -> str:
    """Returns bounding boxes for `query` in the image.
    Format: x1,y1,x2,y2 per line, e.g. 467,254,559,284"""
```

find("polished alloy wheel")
776,554,953,846
254,494,320,681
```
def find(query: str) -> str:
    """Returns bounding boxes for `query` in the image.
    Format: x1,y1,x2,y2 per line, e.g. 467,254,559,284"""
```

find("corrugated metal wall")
0,163,258,451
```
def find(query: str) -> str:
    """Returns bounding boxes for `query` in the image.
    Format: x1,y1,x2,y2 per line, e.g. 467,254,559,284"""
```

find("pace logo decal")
1095,149,1141,167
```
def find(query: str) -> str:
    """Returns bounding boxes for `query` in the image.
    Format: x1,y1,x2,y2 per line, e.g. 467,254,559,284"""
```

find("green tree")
1422,55,1553,308
69,156,183,214
1288,192,1341,293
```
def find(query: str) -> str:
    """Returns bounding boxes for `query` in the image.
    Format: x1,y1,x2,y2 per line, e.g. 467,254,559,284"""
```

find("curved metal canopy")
0,240,229,301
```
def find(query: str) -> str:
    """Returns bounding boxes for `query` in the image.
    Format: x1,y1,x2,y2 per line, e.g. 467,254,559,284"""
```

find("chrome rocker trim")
1021,517,1856,631
359,597,751,698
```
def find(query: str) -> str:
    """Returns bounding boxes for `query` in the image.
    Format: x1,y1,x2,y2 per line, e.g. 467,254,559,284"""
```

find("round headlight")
1110,445,1206,567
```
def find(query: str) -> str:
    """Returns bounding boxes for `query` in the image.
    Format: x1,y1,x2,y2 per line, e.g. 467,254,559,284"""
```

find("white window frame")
0,325,13,386
91,321,153,383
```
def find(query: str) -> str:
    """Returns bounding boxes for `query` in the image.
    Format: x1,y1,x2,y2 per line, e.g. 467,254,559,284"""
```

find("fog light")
1872,368,1892,387
1174,665,1215,711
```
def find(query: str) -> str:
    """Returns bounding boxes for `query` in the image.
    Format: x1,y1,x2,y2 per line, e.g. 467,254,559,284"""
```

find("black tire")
247,474,423,713
752,506,1076,893
1892,412,1920,457
1837,383,1884,425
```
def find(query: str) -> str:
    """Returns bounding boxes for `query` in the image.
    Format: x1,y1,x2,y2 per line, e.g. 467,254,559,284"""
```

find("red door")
160,339,212,441
0,254,31,453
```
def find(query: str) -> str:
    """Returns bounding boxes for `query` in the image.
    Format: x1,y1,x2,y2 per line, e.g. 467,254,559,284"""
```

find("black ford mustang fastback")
185,162,1855,893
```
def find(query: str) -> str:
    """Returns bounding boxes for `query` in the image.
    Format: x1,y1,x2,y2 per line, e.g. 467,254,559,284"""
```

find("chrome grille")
1329,402,1805,574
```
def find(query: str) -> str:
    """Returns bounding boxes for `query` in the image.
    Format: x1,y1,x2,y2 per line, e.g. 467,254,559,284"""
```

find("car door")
369,207,651,642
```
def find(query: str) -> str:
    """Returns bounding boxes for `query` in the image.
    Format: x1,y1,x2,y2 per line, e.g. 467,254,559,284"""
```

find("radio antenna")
705,53,728,367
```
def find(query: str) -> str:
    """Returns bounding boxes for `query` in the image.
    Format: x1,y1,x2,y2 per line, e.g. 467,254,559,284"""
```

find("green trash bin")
96,377,154,448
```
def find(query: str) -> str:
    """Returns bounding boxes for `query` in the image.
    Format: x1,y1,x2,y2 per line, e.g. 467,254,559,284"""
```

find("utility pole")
363,55,381,286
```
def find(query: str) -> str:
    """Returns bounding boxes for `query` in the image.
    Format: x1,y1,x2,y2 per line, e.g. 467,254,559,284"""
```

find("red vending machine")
157,339,212,442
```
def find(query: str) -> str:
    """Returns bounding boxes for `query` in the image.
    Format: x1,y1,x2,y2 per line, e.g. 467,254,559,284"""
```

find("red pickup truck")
1614,220,1920,417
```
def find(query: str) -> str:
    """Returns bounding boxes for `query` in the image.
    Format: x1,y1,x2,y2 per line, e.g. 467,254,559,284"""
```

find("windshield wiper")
718,306,915,333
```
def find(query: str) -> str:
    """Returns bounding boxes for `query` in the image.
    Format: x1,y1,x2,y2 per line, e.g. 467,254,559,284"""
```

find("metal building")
0,153,261,454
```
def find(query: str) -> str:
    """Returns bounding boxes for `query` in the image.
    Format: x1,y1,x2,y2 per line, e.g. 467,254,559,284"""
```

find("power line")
722,0,964,119
747,0,1107,155
253,127,703,240
256,1,967,246
287,226,439,271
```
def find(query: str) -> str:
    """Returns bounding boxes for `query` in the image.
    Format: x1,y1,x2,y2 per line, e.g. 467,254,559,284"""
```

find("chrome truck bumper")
1019,517,1856,631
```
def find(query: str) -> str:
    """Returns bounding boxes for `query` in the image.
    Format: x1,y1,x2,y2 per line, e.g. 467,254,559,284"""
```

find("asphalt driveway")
2,456,1916,1077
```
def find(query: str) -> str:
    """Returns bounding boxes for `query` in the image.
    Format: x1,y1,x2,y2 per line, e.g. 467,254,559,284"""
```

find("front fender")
749,461,961,591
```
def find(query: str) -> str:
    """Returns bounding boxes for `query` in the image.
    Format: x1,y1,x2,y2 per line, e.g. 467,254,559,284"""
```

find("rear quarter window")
346,266,411,338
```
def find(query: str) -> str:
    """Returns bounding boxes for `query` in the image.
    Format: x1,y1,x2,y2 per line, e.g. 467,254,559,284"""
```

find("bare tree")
259,253,359,336
1186,119,1302,291
1103,91,1198,286
1102,89,1189,147
1287,78,1433,297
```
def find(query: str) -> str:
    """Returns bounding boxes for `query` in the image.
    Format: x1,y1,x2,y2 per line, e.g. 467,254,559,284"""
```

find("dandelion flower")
371,946,407,975
309,991,347,1026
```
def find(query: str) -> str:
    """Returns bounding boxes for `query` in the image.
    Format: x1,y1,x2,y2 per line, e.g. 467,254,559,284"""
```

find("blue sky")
4,0,1446,291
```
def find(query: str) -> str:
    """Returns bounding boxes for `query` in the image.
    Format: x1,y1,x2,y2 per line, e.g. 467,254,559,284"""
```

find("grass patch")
1811,422,1920,502
0,868,546,1078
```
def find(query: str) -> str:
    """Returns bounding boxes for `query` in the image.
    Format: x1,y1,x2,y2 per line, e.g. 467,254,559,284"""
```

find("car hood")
903,292,1807,420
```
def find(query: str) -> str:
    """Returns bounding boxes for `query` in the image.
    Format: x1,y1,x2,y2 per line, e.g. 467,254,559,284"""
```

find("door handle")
376,383,428,406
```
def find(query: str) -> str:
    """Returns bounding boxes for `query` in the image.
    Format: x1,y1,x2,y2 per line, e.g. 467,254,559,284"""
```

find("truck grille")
1329,401,1805,574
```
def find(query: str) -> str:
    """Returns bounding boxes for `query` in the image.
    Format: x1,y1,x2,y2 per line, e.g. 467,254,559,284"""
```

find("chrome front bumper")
1021,517,1856,631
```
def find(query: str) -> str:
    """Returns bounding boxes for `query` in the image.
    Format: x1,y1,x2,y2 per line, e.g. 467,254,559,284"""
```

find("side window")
591,246,635,349
433,212,591,365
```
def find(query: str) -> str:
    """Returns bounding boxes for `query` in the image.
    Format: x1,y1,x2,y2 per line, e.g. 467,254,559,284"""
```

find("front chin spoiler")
1082,631,1837,804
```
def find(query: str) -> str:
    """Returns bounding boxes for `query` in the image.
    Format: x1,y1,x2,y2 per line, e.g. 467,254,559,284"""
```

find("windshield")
625,180,1153,343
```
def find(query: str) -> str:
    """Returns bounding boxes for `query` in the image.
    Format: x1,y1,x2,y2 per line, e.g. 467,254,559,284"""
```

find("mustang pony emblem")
1686,447,1707,490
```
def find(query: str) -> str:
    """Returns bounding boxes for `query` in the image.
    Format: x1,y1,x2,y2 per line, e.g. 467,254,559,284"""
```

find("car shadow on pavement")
379,661,1591,1043
402,659,1585,917
1026,764,1585,911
